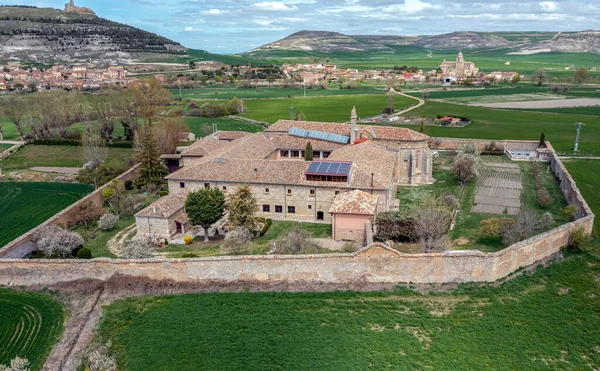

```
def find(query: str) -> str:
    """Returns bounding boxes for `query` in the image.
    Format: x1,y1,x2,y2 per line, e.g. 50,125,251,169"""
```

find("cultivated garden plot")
472,163,523,215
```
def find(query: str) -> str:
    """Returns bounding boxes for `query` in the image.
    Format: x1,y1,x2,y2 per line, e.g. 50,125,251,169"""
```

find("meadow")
564,159,600,235
240,94,416,123
173,86,386,100
0,288,64,370
98,251,600,371
0,182,93,246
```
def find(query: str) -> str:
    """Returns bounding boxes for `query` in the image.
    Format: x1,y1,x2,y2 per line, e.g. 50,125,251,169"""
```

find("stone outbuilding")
329,190,379,246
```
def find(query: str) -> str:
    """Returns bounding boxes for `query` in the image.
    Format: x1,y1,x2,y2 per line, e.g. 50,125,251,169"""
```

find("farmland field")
240,94,416,123
564,159,600,235
394,101,600,154
0,288,64,370
173,86,386,100
0,182,93,246
98,251,600,370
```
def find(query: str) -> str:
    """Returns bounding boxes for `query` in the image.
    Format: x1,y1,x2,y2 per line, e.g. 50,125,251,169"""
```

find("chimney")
152,206,156,214
350,106,357,144
253,168,258,178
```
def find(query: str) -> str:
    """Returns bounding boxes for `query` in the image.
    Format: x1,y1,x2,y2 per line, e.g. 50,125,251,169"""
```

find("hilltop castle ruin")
64,0,96,16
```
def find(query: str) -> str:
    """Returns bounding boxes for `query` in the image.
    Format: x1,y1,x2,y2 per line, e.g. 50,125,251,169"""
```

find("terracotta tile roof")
214,133,278,160
327,141,395,189
217,131,252,141
329,190,379,215
267,120,353,135
262,132,344,151
180,134,232,157
136,192,189,218
369,126,429,141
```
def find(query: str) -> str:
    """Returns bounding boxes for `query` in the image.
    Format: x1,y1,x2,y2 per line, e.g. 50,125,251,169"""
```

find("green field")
0,145,133,171
564,159,600,235
0,289,64,370
98,251,600,370
173,86,386,100
395,101,600,154
0,182,93,246
240,94,416,123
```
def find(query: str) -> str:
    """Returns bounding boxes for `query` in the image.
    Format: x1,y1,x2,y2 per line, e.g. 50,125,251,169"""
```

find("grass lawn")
183,117,264,137
97,251,600,370
72,215,136,259
0,143,13,151
0,182,93,246
395,101,600,155
0,145,133,171
0,288,64,371
240,94,417,124
164,221,332,258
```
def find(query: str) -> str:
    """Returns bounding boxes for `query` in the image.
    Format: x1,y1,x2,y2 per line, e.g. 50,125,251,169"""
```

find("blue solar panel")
290,127,350,145
306,161,351,176
288,127,309,138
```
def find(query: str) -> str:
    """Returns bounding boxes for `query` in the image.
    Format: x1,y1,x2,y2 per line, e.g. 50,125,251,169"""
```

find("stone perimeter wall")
0,140,594,286
0,165,140,257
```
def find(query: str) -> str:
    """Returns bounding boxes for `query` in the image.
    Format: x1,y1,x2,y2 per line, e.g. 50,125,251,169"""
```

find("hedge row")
28,138,133,148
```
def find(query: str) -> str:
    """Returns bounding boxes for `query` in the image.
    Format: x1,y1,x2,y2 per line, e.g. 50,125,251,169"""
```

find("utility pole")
574,122,584,151
303,79,306,98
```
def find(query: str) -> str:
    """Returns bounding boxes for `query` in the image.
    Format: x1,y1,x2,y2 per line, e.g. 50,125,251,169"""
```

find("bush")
374,211,416,242
259,218,272,237
33,225,84,258
124,180,134,190
120,239,153,259
537,188,553,208
480,218,515,239
561,205,578,221
270,225,321,254
221,226,252,255
77,247,92,259
342,241,358,253
567,227,590,252
184,236,193,245
181,253,198,258
98,213,119,231
440,193,459,210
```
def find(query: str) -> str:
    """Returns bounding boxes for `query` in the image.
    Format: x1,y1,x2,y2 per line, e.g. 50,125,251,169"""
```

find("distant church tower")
456,51,464,74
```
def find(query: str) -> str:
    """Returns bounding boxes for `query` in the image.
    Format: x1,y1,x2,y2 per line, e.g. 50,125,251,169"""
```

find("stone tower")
456,51,464,74
350,106,357,143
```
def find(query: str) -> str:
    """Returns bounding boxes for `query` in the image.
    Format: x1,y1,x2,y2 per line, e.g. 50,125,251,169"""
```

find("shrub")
567,227,590,252
120,239,153,259
221,226,252,255
480,218,515,239
98,213,119,231
184,236,193,245
77,247,92,259
561,205,578,221
0,357,30,371
342,241,358,253
164,238,169,246
181,253,198,258
440,193,459,210
33,226,84,258
158,189,169,197
270,225,321,254
541,212,555,230
537,188,553,208
374,211,416,242
124,179,134,190
260,218,272,237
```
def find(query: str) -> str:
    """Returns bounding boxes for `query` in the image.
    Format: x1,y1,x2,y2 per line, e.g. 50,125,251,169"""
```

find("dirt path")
107,223,136,257
389,89,425,116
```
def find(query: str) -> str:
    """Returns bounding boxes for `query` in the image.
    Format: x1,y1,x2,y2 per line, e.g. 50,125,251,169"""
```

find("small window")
322,151,331,158
265,188,270,193
204,183,210,189
275,205,283,213
280,150,289,157
179,182,185,188
308,205,312,210
288,206,296,214
335,191,340,195
222,186,227,191
263,205,270,212
287,189,292,195
291,150,300,158
310,189,315,196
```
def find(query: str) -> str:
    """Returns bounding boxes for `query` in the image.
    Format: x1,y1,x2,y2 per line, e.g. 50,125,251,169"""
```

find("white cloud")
252,1,299,11
201,8,226,15
540,1,558,11
383,0,436,14
184,26,203,32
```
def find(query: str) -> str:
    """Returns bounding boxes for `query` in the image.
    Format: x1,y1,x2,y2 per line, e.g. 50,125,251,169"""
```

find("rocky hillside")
248,30,600,55
0,6,186,65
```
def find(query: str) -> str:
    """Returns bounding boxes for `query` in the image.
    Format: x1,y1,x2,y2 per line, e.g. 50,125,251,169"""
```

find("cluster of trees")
532,160,554,208
194,97,247,118
531,67,591,86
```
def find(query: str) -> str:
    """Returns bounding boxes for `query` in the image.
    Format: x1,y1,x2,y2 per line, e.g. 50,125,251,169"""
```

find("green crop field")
240,94,417,123
0,145,133,171
98,251,600,370
173,86,386,100
0,289,64,370
0,182,92,246
564,159,600,235
183,117,264,137
394,101,600,154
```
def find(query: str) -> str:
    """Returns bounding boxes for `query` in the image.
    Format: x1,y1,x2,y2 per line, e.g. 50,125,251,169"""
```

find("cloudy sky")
6,0,600,53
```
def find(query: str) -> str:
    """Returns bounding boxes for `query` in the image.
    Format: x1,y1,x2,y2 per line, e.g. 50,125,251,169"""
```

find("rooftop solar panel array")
288,127,349,144
306,161,352,175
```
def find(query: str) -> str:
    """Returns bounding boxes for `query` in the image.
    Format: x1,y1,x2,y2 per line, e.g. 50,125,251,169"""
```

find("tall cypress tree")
304,142,314,161
134,124,168,189
539,132,546,148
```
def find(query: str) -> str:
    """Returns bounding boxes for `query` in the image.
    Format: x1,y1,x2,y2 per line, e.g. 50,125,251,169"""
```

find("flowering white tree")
98,213,119,231
35,226,84,258
0,357,30,371
120,239,153,259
